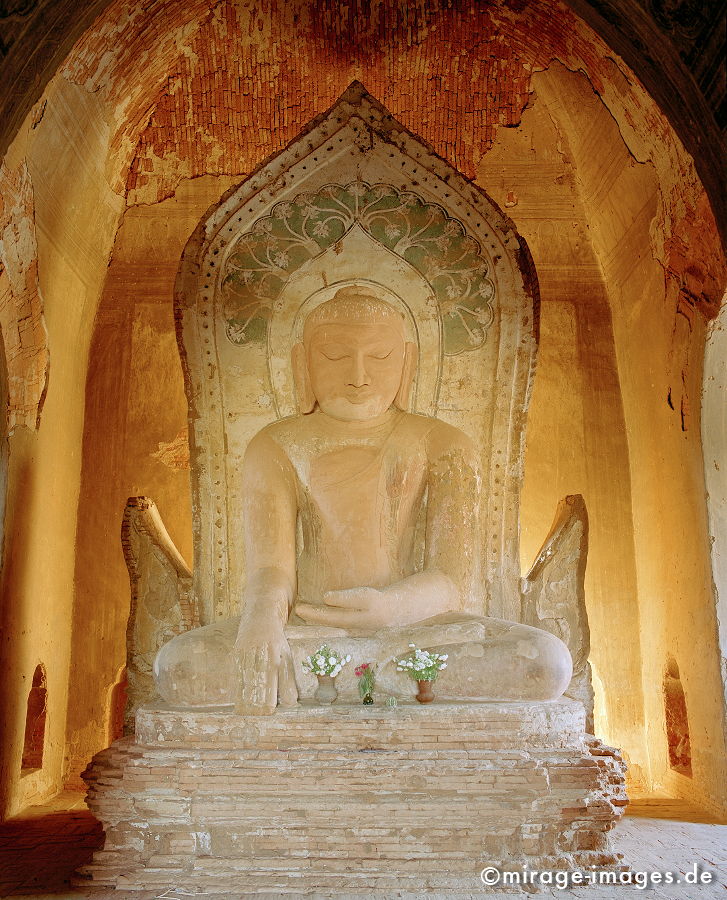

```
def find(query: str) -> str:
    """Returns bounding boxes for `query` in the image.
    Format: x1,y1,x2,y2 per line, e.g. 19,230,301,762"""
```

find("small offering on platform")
396,643,448,703
302,645,351,705
355,662,376,704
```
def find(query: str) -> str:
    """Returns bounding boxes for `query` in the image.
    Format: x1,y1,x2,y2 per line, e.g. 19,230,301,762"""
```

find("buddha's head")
293,286,417,421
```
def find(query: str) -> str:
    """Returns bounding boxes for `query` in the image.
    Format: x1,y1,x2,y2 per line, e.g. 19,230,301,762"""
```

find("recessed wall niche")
663,656,692,777
21,664,47,773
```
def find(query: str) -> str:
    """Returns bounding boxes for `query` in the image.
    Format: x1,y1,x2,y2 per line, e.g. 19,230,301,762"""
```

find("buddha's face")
305,321,407,422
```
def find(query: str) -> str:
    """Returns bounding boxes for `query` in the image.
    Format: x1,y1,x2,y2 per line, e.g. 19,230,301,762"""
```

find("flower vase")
415,679,435,703
314,674,338,705
362,693,374,705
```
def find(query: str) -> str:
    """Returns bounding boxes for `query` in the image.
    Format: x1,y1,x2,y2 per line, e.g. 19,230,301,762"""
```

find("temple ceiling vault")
0,0,724,245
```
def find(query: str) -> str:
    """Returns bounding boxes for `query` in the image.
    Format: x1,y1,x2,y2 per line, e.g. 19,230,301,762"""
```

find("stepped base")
80,700,627,894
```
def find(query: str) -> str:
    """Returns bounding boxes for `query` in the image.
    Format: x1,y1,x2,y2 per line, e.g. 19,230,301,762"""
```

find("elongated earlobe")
394,342,417,411
292,342,316,414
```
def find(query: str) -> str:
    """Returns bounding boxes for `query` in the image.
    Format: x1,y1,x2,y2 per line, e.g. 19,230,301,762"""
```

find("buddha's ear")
394,341,417,411
292,342,316,414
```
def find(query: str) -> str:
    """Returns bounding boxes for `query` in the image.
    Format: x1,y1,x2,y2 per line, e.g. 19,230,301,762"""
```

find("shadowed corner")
0,792,103,897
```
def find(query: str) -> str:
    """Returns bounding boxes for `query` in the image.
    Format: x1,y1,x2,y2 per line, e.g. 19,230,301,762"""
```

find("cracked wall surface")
58,0,727,309
528,62,727,815
47,0,727,336
0,76,124,819
2,1,724,246
703,301,727,716
0,161,49,431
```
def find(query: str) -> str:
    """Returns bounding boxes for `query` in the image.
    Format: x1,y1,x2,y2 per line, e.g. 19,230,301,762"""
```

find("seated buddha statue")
154,285,572,714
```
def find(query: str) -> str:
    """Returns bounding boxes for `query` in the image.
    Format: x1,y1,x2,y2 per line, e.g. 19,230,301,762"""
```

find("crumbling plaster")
478,82,646,783
703,300,727,720
0,77,124,818
533,63,727,815
0,161,49,433
55,0,725,307
65,180,215,781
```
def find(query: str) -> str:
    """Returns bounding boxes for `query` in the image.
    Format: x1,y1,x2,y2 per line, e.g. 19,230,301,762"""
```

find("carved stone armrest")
121,497,195,731
520,494,594,729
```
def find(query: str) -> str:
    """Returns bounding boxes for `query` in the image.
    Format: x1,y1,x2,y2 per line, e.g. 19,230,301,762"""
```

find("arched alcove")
176,97,538,626
0,0,724,822
663,656,692,777
106,665,127,743
20,665,47,773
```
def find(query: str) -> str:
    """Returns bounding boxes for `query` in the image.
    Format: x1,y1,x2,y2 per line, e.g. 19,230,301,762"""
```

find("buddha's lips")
344,392,375,403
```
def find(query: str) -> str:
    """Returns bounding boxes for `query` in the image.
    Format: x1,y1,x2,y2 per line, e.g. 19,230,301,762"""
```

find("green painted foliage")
222,181,495,355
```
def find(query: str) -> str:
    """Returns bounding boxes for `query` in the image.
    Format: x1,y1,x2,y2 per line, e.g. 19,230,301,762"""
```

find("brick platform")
79,701,627,894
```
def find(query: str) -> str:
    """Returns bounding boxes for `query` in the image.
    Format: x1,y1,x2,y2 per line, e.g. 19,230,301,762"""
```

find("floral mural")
222,181,496,355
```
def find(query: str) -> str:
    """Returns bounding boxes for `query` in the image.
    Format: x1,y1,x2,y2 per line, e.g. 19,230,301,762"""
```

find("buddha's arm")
235,430,298,713
240,431,297,621
421,424,481,607
297,421,481,629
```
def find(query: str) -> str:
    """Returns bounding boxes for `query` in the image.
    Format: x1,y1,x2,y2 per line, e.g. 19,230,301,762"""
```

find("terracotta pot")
314,674,338,705
415,679,435,703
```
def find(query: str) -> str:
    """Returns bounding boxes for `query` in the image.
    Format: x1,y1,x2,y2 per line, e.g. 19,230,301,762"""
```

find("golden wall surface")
0,77,123,816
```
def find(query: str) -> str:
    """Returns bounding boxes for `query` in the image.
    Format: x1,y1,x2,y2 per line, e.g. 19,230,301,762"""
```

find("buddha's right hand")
234,617,298,715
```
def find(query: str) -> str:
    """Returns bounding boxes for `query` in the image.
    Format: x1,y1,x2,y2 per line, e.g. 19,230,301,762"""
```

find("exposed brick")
81,702,628,893
58,0,724,311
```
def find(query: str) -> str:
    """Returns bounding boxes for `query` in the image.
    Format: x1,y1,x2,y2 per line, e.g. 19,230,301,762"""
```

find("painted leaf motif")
220,181,496,354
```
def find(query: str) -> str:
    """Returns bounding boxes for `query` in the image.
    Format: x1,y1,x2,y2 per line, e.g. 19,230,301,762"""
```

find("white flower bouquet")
396,643,448,683
302,645,352,677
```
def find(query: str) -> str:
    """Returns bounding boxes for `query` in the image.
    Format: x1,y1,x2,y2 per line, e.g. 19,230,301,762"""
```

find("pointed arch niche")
21,664,47,774
175,84,539,625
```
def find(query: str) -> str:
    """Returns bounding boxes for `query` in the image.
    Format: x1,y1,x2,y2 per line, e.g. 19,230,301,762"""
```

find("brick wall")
60,0,725,305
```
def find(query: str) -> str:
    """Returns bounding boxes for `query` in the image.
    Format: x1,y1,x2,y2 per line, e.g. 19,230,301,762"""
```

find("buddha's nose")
348,353,370,387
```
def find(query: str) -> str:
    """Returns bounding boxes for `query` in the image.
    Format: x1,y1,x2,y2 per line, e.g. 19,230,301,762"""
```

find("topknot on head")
302,285,406,344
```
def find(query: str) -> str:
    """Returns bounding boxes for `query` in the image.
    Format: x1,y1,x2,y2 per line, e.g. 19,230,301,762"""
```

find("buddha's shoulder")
244,416,307,458
398,412,475,453
252,415,310,440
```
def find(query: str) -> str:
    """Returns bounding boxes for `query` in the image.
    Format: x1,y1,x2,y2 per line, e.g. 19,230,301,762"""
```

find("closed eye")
322,352,350,361
371,349,393,360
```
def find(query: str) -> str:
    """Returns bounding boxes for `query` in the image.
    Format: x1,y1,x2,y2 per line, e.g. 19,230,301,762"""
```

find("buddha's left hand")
297,587,393,629
297,570,457,629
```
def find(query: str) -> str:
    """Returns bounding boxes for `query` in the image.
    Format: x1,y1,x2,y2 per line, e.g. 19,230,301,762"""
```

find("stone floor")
0,790,724,899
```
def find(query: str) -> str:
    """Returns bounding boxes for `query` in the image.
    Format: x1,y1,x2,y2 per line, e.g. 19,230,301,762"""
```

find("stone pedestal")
79,700,627,895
